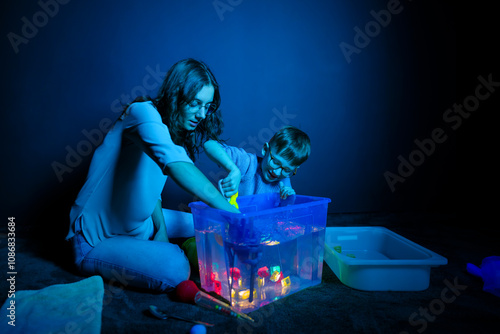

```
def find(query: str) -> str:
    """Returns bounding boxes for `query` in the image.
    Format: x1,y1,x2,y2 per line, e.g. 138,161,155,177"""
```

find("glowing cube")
230,267,241,280
238,289,257,300
239,289,250,300
281,276,291,287
214,280,222,295
258,266,270,278
270,271,283,283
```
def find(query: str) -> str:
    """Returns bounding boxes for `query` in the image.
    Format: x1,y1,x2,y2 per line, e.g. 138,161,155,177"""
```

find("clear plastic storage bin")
324,227,448,291
189,193,331,313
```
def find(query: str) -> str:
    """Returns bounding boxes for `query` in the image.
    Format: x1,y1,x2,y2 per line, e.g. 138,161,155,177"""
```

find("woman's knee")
78,237,191,292
162,252,191,288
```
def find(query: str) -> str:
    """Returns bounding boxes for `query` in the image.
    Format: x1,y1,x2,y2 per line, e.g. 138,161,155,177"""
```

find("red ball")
175,280,200,304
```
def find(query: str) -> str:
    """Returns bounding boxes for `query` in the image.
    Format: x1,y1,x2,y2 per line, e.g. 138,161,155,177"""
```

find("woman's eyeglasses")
187,100,217,116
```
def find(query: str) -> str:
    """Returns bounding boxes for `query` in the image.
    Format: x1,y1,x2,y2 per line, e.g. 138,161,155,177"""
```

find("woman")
66,58,238,292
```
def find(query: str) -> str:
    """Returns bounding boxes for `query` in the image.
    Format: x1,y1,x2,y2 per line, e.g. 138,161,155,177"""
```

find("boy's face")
261,144,298,183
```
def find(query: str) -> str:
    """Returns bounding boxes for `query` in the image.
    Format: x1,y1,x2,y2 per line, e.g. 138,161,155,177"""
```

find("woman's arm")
164,161,239,213
203,140,241,197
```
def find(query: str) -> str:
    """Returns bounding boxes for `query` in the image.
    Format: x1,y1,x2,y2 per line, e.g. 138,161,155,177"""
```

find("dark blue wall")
1,0,494,228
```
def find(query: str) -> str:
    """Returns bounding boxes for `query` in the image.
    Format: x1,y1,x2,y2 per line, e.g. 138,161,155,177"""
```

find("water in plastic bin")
191,193,330,313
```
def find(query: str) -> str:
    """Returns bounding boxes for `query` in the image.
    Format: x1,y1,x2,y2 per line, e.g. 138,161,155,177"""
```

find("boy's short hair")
269,126,311,166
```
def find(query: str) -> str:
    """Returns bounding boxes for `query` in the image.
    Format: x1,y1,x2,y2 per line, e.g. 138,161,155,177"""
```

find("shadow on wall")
22,154,91,273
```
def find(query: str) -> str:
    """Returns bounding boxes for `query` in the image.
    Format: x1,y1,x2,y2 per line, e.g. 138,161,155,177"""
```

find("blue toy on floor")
467,256,500,298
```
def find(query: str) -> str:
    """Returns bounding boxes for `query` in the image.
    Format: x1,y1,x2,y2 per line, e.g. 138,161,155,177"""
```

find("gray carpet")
1,212,498,334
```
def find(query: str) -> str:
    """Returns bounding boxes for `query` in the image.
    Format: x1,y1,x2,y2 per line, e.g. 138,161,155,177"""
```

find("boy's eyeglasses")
268,149,297,177
187,100,217,116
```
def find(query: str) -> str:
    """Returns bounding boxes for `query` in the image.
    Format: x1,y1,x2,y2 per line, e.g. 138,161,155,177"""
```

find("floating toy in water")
258,266,270,278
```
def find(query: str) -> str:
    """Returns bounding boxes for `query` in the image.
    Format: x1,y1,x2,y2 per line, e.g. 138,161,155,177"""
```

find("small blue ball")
190,324,207,334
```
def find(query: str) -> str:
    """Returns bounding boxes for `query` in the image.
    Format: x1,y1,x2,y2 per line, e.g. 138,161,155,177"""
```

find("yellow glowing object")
282,285,291,295
281,276,291,287
258,277,265,287
238,289,257,300
229,277,242,287
239,289,250,300
229,192,239,209
270,271,282,283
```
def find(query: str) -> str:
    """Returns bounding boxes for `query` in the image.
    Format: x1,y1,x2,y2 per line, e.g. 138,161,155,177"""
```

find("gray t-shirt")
67,101,193,246
221,144,291,196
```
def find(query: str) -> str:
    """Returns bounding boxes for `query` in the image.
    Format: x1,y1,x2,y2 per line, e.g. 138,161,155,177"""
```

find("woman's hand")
279,181,296,199
220,167,241,198
165,161,240,213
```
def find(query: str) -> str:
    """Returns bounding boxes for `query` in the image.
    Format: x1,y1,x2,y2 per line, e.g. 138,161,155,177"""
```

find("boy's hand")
220,167,241,197
279,181,296,199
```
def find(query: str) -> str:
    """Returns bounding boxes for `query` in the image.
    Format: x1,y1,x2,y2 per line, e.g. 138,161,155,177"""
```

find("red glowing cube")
230,267,241,280
258,266,270,278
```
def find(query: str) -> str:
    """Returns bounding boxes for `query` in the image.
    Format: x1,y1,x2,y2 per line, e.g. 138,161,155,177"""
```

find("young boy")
203,125,311,200
181,126,311,276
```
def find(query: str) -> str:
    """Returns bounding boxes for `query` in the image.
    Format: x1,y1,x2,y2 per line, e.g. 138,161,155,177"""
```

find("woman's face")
180,84,215,131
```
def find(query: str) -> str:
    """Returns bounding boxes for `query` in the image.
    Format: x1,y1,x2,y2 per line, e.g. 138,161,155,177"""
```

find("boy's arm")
164,161,239,213
203,140,241,197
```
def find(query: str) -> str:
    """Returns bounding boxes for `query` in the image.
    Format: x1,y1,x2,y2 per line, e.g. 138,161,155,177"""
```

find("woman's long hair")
123,58,223,161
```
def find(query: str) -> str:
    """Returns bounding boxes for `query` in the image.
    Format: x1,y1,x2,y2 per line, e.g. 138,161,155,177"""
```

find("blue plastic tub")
189,193,331,313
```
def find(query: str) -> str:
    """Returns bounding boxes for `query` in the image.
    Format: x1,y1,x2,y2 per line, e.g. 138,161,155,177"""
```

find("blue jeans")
70,209,193,292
